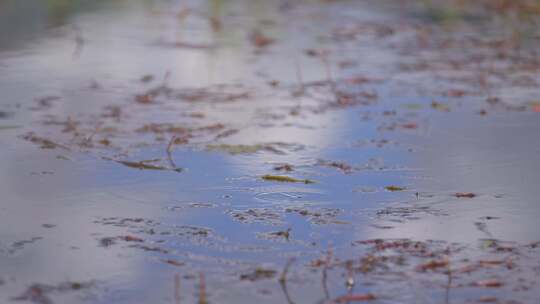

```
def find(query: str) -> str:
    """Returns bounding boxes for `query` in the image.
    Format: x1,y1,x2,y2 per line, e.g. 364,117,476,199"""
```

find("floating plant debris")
261,175,315,184
240,268,277,282
268,228,291,240
2,1,540,303
12,282,93,304
472,279,504,288
385,185,406,192
317,159,354,173
431,101,450,112
103,157,182,172
273,164,294,172
162,259,185,267
333,293,376,303
21,133,70,150
417,259,449,272
249,30,274,48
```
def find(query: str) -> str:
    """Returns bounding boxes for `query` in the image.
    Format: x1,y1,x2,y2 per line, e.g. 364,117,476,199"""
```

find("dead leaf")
401,123,418,129
249,30,274,48
446,89,467,97
431,101,450,112
417,259,449,272
385,185,405,192
135,94,154,104
121,235,144,242
473,279,503,288
162,259,184,267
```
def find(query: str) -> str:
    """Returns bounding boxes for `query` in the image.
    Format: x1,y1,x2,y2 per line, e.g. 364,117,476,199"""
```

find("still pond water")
0,0,539,303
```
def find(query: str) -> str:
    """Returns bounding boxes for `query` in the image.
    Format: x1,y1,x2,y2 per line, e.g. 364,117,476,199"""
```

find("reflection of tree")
0,0,105,52
47,0,73,27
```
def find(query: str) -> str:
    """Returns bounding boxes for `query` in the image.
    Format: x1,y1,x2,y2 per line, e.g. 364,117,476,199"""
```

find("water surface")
1,1,539,303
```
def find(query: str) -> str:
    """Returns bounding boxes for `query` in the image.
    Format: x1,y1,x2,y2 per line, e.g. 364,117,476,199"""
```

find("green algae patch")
261,175,315,184
207,144,266,155
0,125,22,131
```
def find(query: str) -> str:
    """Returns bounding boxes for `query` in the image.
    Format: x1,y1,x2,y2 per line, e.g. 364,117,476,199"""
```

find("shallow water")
1,0,539,303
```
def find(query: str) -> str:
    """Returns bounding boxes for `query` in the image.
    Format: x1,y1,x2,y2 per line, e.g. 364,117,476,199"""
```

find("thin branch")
322,247,333,300
166,135,179,170
72,25,85,59
345,260,355,294
175,274,181,304
279,258,296,304
444,256,452,304
320,53,335,94
198,272,207,304
294,59,305,96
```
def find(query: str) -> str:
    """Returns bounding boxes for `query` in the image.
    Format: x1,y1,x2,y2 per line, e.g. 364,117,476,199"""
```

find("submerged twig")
322,247,333,300
72,25,85,59
320,52,335,94
81,122,103,147
175,274,181,304
167,135,179,170
345,260,355,294
295,59,305,96
103,157,182,172
198,272,207,304
444,257,452,304
163,70,171,87
279,258,296,304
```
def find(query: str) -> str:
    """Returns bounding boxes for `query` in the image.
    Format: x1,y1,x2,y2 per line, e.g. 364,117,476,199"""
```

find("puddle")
1,0,539,303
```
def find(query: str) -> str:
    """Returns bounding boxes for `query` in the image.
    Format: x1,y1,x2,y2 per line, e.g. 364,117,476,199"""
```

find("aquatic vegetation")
206,144,267,155
2,0,540,303
0,125,21,130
